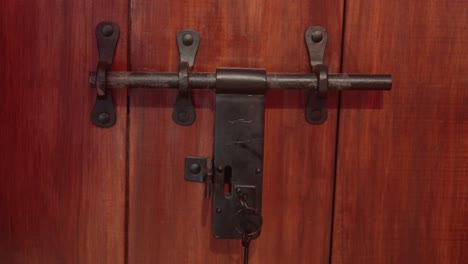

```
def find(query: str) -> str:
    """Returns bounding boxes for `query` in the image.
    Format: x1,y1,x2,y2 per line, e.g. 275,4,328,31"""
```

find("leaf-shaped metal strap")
172,30,200,126
91,22,119,128
305,26,328,124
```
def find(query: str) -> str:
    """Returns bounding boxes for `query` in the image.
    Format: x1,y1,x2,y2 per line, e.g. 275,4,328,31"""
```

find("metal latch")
88,22,392,263
90,22,119,127
186,68,267,241
89,24,392,128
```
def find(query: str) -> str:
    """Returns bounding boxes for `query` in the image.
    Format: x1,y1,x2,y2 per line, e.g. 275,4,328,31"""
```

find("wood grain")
128,0,344,263
0,1,128,263
333,0,468,263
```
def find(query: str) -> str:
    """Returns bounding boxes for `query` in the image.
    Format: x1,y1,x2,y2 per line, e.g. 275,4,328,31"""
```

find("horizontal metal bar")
89,72,392,91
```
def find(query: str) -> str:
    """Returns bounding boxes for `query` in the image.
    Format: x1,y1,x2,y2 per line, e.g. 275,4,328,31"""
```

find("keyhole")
224,166,232,197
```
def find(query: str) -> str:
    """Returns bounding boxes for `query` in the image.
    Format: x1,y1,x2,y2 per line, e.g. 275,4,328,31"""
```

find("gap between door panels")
329,0,348,263
121,0,348,263
124,0,133,263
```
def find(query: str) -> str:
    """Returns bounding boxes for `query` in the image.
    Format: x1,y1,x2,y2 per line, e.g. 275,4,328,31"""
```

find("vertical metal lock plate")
212,68,266,239
212,93,265,239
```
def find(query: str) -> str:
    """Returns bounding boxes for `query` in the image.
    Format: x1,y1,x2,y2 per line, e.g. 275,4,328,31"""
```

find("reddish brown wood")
0,1,128,263
334,1,468,263
128,0,344,263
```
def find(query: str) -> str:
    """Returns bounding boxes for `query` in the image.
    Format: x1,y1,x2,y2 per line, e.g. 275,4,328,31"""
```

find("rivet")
182,33,194,46
190,163,201,174
216,208,222,214
217,165,223,173
101,25,114,37
256,168,262,174
98,112,110,124
311,30,323,43
178,111,189,121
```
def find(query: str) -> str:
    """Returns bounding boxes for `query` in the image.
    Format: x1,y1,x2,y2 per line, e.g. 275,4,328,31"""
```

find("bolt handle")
91,22,119,128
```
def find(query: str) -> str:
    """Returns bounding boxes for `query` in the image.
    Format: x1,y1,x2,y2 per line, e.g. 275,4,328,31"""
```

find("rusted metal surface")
89,71,392,91
172,30,200,126
305,26,328,123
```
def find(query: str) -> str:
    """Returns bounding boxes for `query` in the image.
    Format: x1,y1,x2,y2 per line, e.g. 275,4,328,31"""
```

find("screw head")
190,163,201,174
101,25,114,37
216,208,222,214
311,30,323,43
182,33,194,46
256,168,262,174
98,112,111,124
177,111,189,121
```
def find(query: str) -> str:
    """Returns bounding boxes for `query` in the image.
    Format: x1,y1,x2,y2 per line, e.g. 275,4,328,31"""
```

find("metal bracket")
89,23,392,128
185,156,213,199
91,22,119,128
305,26,328,124
172,30,200,126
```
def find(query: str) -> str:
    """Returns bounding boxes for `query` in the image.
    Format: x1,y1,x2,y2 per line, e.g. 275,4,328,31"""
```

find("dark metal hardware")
305,26,327,67
238,186,262,264
176,30,200,68
185,156,213,199
89,24,392,127
90,72,391,91
91,22,119,128
88,22,392,263
305,26,328,124
212,92,265,239
173,30,200,126
185,156,208,183
216,68,267,94
185,74,265,240
242,234,252,264
91,90,116,127
184,69,267,264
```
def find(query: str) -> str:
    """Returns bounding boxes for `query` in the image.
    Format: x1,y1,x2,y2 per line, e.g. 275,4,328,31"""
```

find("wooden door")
0,0,128,263
3,0,466,263
127,0,343,263
333,0,468,263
